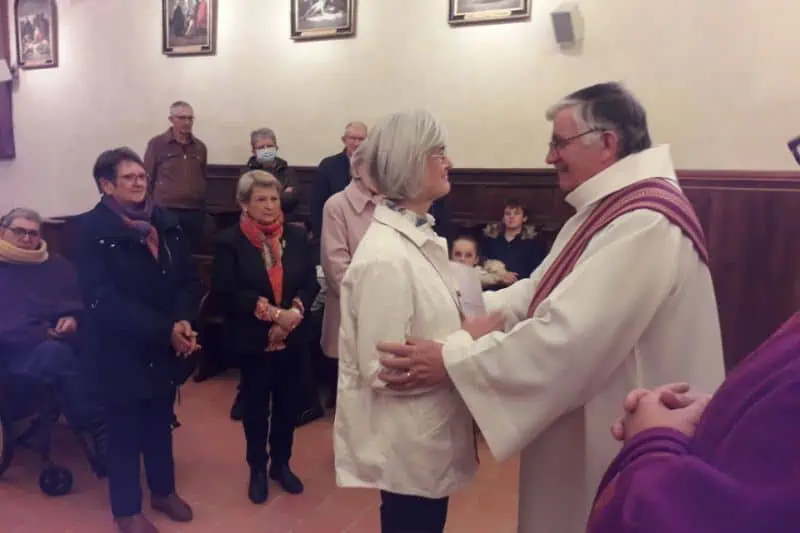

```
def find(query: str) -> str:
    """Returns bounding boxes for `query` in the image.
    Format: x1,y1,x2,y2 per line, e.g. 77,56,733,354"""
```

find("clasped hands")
171,320,201,357
255,297,303,351
47,315,78,339
612,382,713,443
377,311,506,391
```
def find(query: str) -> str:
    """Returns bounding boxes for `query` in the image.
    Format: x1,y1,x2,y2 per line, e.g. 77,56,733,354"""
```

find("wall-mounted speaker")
551,3,583,47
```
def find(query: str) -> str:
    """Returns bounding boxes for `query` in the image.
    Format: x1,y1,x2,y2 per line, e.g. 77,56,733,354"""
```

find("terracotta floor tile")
0,372,518,532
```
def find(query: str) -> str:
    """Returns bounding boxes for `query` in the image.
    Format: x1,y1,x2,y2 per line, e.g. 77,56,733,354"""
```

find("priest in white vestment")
378,82,726,533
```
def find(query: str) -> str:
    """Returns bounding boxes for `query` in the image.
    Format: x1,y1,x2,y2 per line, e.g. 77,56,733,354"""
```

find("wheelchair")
0,371,107,497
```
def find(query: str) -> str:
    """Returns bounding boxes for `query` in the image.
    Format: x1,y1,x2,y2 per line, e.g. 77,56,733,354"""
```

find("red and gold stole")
527,178,708,318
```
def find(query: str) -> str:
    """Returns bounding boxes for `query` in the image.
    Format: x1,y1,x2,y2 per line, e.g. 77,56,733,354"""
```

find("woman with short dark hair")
76,147,202,533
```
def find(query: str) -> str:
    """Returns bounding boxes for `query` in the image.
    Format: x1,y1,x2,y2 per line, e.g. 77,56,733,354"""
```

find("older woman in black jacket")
212,170,318,505
76,147,202,533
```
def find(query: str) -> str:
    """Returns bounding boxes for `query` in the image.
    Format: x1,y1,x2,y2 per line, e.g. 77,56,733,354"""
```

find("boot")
269,464,304,494
248,469,269,504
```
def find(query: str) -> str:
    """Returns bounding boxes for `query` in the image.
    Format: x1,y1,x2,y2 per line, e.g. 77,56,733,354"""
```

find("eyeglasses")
549,128,604,151
7,227,40,238
118,172,149,183
172,115,195,121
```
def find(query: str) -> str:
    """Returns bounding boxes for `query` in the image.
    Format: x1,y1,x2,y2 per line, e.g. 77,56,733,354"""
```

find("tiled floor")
0,373,519,532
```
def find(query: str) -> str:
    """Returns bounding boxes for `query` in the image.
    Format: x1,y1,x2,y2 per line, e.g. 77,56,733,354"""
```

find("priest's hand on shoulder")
613,384,712,442
377,337,448,390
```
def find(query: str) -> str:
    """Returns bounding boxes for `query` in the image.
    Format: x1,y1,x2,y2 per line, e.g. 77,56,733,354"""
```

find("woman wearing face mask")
246,128,299,216
212,170,318,505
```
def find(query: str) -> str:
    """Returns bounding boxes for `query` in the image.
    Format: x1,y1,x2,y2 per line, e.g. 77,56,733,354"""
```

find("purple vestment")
588,312,800,533
0,254,83,351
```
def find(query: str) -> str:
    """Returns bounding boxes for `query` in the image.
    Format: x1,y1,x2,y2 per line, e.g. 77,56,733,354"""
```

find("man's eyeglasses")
172,115,194,121
7,227,40,238
549,128,604,151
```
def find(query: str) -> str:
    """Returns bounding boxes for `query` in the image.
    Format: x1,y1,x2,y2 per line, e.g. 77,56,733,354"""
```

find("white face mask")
256,146,278,164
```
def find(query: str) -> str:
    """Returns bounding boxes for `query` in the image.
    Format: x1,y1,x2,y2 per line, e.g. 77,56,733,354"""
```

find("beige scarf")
0,239,49,264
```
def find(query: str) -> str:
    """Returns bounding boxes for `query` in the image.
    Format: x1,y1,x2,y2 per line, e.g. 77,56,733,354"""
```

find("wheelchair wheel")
0,406,13,476
39,464,73,496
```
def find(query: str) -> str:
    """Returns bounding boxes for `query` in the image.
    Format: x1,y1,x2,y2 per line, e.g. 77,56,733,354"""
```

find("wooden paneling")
43,165,800,370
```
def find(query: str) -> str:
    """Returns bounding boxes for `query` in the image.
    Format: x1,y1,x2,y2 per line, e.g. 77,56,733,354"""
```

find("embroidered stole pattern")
527,178,708,318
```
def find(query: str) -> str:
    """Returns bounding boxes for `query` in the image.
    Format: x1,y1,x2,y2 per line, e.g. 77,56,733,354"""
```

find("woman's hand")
617,387,712,442
171,320,201,356
462,311,505,340
274,307,303,331
502,272,519,285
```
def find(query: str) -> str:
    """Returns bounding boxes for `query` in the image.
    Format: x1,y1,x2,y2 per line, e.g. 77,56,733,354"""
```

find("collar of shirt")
565,144,679,211
344,180,382,214
373,203,438,249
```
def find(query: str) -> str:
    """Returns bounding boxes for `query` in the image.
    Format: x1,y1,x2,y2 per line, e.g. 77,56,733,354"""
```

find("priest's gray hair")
236,170,281,204
250,127,277,148
360,110,446,201
169,100,192,115
546,82,652,159
1,207,43,228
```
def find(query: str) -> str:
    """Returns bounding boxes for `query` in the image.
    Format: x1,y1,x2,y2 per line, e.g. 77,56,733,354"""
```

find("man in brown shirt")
144,100,208,253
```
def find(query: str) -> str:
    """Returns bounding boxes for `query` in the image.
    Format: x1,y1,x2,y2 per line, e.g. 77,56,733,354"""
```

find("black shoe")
269,464,304,494
248,469,269,504
230,393,243,422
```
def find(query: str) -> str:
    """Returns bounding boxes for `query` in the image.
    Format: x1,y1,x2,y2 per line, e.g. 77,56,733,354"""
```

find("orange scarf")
239,211,285,305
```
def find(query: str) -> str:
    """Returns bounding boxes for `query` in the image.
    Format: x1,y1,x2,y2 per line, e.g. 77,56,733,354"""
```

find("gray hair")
250,128,277,147
545,82,652,158
360,110,446,201
236,170,281,204
169,100,192,115
1,207,43,228
344,121,367,136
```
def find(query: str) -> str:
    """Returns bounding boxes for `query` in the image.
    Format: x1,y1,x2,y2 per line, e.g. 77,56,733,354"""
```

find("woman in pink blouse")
320,145,382,369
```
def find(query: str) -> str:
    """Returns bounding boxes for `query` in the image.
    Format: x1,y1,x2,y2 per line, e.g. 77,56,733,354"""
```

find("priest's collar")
565,144,678,211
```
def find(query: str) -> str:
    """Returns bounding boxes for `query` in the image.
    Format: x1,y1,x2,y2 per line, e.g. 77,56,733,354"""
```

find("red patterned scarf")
527,178,708,318
239,211,285,305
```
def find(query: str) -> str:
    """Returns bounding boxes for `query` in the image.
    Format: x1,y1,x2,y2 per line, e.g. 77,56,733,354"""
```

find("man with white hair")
144,100,209,253
309,121,367,244
377,82,725,533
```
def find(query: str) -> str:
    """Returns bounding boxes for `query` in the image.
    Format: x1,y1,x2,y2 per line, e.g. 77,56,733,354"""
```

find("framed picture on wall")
291,0,356,41
448,0,531,25
14,0,58,69
162,0,217,56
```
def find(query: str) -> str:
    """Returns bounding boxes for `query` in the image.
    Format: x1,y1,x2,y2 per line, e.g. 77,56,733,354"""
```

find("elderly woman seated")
0,208,104,447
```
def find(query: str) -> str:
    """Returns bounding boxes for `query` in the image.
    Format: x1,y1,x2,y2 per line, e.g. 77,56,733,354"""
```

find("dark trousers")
241,348,300,470
380,491,449,533
7,339,100,429
106,394,176,518
166,208,207,254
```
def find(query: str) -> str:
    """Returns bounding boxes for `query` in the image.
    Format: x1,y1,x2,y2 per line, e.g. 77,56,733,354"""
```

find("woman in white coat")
333,110,499,533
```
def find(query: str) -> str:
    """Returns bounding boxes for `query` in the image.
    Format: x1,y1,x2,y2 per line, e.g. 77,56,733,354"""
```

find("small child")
450,234,509,288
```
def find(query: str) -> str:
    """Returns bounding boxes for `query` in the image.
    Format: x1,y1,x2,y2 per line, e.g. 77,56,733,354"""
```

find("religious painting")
448,0,530,25
162,0,216,56
291,0,356,41
14,0,58,69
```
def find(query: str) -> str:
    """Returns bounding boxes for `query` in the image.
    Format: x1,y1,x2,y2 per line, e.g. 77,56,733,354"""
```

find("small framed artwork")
291,0,356,41
14,0,58,70
163,0,217,57
448,0,531,26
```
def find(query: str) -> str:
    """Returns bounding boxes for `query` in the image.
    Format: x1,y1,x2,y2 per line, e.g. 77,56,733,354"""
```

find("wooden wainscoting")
43,165,800,369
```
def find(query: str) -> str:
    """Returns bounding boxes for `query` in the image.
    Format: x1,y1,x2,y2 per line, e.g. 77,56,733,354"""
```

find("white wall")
1,0,799,217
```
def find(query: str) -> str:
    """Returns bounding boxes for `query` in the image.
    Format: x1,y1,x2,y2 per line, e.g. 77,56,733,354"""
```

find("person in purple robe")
587,310,800,533
0,207,104,449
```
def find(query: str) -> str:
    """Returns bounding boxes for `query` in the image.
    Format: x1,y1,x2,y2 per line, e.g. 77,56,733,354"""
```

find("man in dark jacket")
308,121,367,244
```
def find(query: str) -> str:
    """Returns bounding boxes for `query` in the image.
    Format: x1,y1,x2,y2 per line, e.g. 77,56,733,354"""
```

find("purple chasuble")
587,312,800,533
0,255,84,351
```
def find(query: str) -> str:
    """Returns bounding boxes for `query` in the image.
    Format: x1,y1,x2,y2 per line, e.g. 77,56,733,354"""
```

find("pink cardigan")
320,181,380,358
